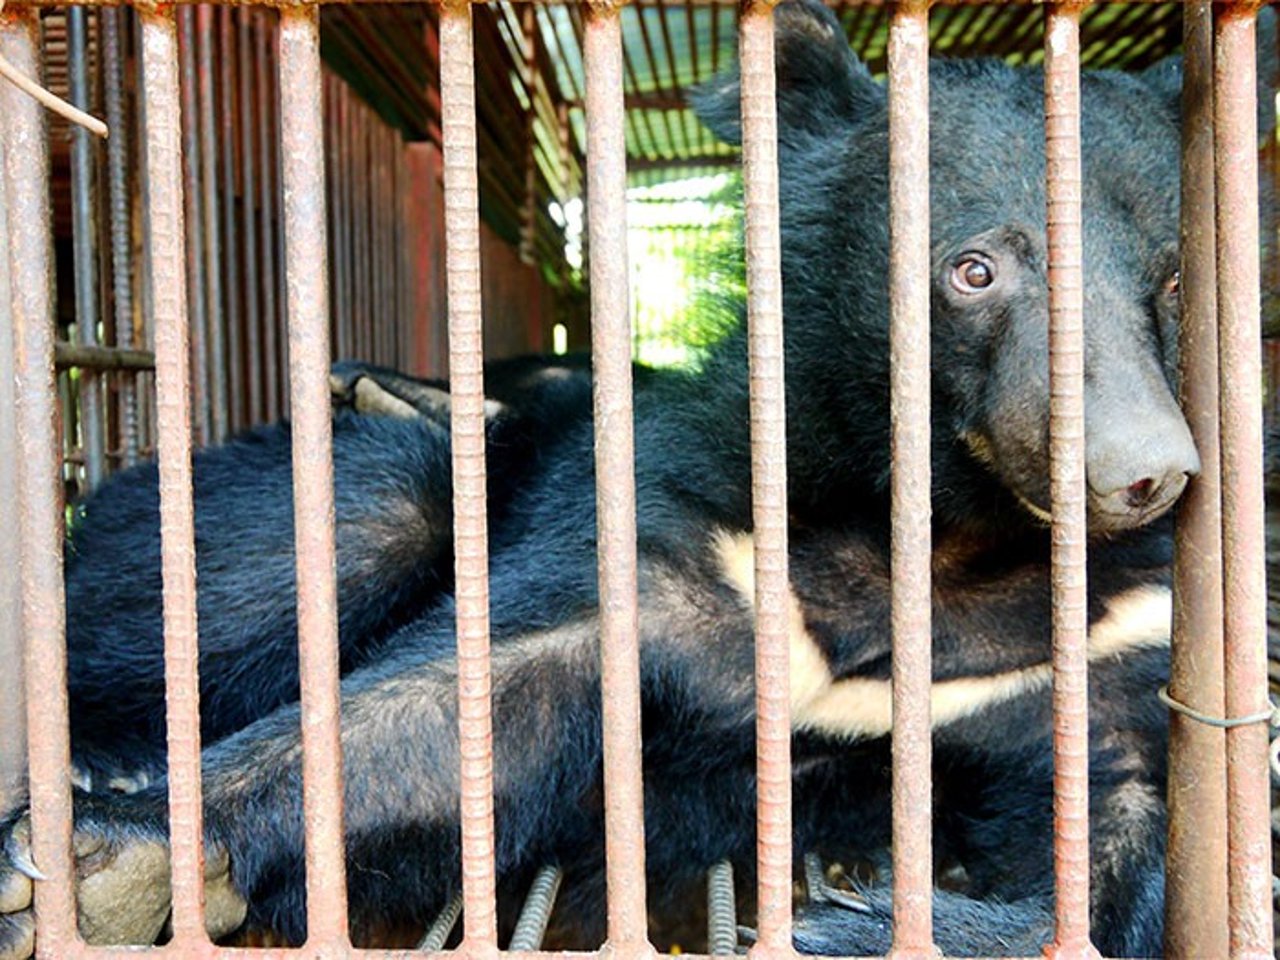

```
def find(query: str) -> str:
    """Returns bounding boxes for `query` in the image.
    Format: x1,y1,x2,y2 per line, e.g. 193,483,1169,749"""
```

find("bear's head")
695,0,1274,536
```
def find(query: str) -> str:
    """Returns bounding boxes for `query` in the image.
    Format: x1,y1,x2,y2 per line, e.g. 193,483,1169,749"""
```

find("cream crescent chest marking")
713,530,1171,739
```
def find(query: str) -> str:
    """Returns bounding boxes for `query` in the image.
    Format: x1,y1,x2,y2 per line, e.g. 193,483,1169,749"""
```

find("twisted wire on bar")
886,2,934,955
1042,6,1096,958
440,2,500,950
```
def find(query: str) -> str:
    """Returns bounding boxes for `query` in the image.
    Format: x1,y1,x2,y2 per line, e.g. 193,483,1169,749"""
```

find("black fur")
2,2,1272,955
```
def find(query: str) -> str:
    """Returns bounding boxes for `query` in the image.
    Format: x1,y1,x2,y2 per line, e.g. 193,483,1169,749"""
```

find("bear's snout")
1085,399,1201,530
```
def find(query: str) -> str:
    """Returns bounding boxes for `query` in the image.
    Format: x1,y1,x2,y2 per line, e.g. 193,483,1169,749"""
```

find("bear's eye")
950,255,995,294
1164,270,1180,298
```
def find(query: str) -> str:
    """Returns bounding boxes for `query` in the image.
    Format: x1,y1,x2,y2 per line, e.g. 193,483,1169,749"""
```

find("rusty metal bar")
335,80,353,361
583,2,648,953
257,11,281,422
69,5,107,491
508,864,564,950
352,96,367,360
102,6,141,467
135,10,158,457
375,123,390,366
54,342,157,372
197,5,227,443
178,7,210,447
278,6,349,947
0,14,25,818
736,4,792,957
1042,6,1094,958
706,861,737,956
886,2,933,955
273,29,290,421
1214,6,1273,958
439,0,499,949
140,5,209,947
219,6,244,433
1164,2,1229,956
239,8,262,426
0,10,76,955
419,892,464,951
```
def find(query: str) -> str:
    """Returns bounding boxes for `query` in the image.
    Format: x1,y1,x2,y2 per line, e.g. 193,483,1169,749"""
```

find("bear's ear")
691,0,884,147
1140,6,1279,146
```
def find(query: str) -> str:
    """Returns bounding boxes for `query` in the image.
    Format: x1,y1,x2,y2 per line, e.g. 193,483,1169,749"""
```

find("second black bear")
0,2,1265,956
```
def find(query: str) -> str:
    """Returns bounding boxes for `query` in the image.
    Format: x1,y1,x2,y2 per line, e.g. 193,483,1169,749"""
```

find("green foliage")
628,171,744,369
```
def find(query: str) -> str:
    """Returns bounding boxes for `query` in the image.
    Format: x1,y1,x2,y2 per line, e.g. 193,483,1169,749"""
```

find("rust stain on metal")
583,3,651,957
440,1,499,951
1214,6,1273,958
1164,3,1229,956
886,2,934,956
139,7,209,947
278,5,350,947
736,4,793,958
1041,6,1098,959
1,12,77,955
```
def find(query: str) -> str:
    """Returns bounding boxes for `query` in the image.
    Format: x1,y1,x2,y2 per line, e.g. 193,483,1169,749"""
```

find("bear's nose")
1085,409,1201,529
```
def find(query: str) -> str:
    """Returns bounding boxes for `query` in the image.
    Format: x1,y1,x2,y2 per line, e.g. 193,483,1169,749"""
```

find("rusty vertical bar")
197,5,227,443
256,12,280,422
69,5,106,491
0,47,24,816
519,5,537,266
392,135,405,369
334,82,351,361
886,2,933,955
583,3,649,954
140,6,209,947
1164,3,1229,956
273,30,290,421
1043,7,1096,958
103,7,141,467
219,7,243,434
372,123,386,366
136,11,158,457
239,9,262,427
349,98,361,362
178,7,210,447
0,12,76,956
323,76,337,350
736,4,790,956
354,102,370,362
278,7,349,946
1214,6,1273,958
439,2,499,950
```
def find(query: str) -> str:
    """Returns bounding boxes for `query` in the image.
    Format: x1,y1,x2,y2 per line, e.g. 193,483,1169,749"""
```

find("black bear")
0,1,1266,955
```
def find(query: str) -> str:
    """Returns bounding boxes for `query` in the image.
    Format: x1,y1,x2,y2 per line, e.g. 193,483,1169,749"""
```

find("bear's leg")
65,412,461,784
0,615,615,953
